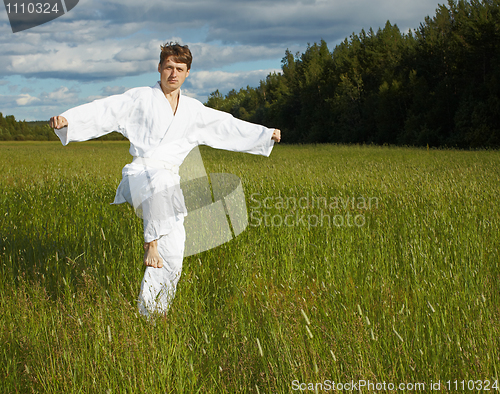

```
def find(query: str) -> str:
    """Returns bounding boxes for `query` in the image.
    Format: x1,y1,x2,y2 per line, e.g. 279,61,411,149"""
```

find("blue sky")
1,0,443,121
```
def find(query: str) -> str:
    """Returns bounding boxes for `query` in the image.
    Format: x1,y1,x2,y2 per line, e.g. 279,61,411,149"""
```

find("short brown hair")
159,42,192,70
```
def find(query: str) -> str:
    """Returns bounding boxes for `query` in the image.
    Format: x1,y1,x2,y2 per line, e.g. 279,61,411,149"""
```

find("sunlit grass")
1,141,499,392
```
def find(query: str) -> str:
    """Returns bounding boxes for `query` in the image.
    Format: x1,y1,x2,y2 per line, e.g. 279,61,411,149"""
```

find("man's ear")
158,62,162,73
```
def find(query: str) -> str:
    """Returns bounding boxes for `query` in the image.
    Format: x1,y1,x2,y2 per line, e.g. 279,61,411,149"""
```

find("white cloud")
101,85,130,95
46,86,78,101
1,38,158,80
190,43,286,70
188,69,279,94
16,94,40,106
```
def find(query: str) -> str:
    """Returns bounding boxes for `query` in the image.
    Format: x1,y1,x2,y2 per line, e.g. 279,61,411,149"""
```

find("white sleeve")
191,104,275,157
54,91,136,145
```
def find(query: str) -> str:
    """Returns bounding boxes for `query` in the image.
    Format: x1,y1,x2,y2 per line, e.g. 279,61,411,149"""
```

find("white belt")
132,157,179,174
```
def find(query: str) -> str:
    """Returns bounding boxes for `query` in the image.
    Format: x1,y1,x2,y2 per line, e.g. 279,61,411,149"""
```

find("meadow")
1,141,499,393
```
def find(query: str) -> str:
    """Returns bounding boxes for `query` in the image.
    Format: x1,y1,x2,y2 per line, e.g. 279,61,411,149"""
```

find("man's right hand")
49,116,68,129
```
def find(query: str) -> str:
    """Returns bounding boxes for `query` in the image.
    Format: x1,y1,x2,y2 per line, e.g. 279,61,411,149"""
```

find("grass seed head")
256,338,264,357
392,326,404,343
107,325,112,343
300,308,311,325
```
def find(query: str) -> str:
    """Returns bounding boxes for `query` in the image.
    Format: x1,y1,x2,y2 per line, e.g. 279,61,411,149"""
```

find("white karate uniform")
55,82,275,316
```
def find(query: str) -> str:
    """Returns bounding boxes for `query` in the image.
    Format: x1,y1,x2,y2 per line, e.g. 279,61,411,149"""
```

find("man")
50,42,281,316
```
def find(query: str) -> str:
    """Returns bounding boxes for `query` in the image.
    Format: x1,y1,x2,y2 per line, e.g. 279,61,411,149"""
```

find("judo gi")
54,82,275,316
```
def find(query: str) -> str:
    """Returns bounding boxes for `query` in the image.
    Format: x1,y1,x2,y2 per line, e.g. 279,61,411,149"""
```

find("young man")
50,42,281,316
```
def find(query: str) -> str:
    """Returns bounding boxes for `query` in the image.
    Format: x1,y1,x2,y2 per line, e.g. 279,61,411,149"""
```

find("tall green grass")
1,141,499,393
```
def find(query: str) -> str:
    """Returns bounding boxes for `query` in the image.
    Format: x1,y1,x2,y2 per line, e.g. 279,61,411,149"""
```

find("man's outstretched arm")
49,116,68,129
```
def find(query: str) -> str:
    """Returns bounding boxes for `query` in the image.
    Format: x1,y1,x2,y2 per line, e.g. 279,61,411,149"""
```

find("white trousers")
137,216,186,317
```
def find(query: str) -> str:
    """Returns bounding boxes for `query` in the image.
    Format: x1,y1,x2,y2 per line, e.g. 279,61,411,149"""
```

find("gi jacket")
55,82,275,241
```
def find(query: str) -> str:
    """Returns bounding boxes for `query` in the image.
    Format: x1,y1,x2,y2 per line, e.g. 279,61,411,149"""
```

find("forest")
206,0,500,147
1,0,499,147
0,115,125,142
0,115,58,141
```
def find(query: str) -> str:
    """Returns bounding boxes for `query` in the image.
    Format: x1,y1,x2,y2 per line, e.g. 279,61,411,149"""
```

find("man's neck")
160,83,180,97
160,85,181,114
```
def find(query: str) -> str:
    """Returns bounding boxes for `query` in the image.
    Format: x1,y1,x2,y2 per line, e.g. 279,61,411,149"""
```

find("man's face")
158,56,190,94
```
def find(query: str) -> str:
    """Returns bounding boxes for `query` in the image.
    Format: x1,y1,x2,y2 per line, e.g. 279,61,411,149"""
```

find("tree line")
0,114,57,141
0,113,125,141
206,0,500,147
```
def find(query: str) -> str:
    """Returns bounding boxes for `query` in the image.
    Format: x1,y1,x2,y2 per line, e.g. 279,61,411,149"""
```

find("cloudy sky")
1,0,443,121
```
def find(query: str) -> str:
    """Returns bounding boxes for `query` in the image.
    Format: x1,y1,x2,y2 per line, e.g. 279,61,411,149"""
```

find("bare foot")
143,240,163,268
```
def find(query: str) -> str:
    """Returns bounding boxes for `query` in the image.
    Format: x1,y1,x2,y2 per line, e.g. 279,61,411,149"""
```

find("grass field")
1,141,499,393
